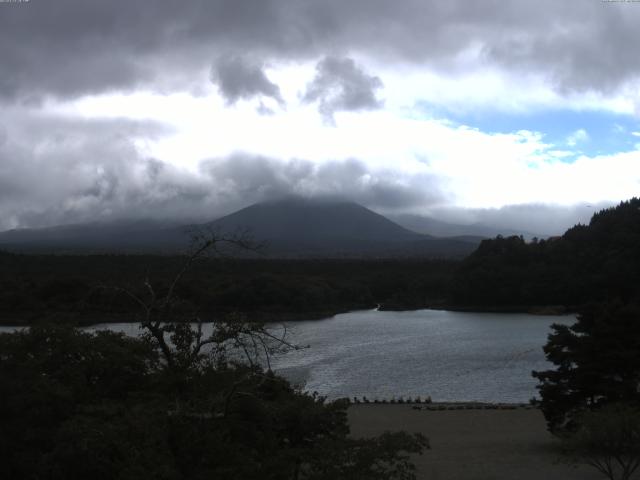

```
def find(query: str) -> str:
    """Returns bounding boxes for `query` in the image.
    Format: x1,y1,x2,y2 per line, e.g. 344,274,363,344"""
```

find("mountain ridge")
0,197,480,258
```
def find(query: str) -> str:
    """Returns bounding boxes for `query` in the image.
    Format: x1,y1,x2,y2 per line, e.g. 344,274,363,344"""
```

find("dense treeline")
2,198,639,324
0,253,456,325
451,198,640,308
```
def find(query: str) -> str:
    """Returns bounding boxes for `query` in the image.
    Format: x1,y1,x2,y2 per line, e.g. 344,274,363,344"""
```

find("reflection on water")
0,309,574,402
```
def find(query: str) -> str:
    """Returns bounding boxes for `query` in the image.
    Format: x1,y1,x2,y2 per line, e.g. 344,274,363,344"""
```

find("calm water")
0,309,574,403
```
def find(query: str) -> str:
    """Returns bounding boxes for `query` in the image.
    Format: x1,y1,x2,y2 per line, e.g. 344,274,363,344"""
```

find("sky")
1,0,639,235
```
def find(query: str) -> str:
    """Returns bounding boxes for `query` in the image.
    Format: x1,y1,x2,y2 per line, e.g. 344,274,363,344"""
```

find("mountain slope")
208,197,418,249
0,219,188,253
0,198,480,257
206,197,478,257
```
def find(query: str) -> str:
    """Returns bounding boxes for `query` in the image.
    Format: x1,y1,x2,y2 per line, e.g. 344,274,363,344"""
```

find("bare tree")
110,226,296,372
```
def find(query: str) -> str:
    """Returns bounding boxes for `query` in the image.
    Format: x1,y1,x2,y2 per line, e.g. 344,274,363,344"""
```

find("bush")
0,324,428,479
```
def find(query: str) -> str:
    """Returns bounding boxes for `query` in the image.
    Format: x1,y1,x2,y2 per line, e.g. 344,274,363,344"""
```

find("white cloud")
52,80,640,214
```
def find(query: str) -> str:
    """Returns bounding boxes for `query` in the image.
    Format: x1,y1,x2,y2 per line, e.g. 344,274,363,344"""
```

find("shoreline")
0,308,357,327
348,399,537,410
0,303,575,327
379,303,573,316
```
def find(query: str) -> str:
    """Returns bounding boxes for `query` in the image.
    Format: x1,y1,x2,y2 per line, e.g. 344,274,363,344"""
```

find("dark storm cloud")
211,55,284,105
302,56,383,122
202,155,442,211
0,111,212,229
2,0,640,101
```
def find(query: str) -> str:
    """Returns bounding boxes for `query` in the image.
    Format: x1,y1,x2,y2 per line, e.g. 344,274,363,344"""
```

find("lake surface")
0,309,574,403
267,309,573,403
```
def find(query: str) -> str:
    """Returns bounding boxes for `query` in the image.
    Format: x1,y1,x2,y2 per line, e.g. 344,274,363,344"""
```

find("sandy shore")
348,404,602,480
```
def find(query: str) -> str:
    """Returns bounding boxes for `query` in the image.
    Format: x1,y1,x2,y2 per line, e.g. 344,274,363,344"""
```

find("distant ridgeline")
0,198,639,324
451,198,640,309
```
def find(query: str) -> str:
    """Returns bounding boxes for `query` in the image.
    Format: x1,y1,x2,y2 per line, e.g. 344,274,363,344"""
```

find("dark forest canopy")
0,254,456,325
1,197,639,325
451,198,640,309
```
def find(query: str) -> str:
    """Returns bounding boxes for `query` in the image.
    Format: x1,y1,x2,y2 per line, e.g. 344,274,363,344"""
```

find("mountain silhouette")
0,219,186,253
203,197,479,257
0,197,480,257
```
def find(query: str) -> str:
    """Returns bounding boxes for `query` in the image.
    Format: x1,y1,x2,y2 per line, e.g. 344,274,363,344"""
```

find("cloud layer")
1,1,639,234
0,110,443,230
2,0,640,102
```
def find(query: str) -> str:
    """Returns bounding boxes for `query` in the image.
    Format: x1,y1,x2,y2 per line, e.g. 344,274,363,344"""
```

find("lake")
0,309,574,403
264,309,574,403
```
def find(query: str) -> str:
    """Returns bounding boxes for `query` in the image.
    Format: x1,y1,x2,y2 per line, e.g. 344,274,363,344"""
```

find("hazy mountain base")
0,198,480,258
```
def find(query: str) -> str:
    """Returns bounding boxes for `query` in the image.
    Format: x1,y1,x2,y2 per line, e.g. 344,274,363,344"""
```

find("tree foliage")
452,198,640,308
0,252,456,325
532,302,640,433
0,325,428,479
0,231,428,479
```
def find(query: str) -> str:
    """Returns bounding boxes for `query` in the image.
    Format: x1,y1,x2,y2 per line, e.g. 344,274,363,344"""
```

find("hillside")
207,197,478,257
0,198,480,258
450,198,640,308
0,219,187,253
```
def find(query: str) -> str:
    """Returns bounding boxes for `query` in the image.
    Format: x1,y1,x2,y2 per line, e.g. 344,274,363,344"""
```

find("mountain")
210,197,419,243
0,198,481,257
205,197,479,257
389,213,540,240
0,219,188,253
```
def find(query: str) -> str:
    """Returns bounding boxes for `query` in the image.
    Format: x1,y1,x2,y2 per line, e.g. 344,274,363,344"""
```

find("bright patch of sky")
56,80,640,212
417,104,640,160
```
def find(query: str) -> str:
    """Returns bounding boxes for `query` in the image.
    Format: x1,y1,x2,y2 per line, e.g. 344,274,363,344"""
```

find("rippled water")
0,309,574,403
268,309,574,403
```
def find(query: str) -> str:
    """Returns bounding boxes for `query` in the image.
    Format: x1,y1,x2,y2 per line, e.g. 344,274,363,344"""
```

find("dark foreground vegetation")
0,323,427,479
532,301,640,480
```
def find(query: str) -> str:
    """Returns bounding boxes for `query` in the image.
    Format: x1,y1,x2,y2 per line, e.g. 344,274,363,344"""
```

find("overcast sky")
1,0,639,234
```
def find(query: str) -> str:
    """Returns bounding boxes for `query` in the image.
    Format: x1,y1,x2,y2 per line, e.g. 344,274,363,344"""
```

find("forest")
0,254,457,325
451,198,640,309
1,199,639,325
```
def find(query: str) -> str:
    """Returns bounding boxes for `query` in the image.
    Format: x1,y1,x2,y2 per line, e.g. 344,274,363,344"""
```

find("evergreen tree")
533,302,640,433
